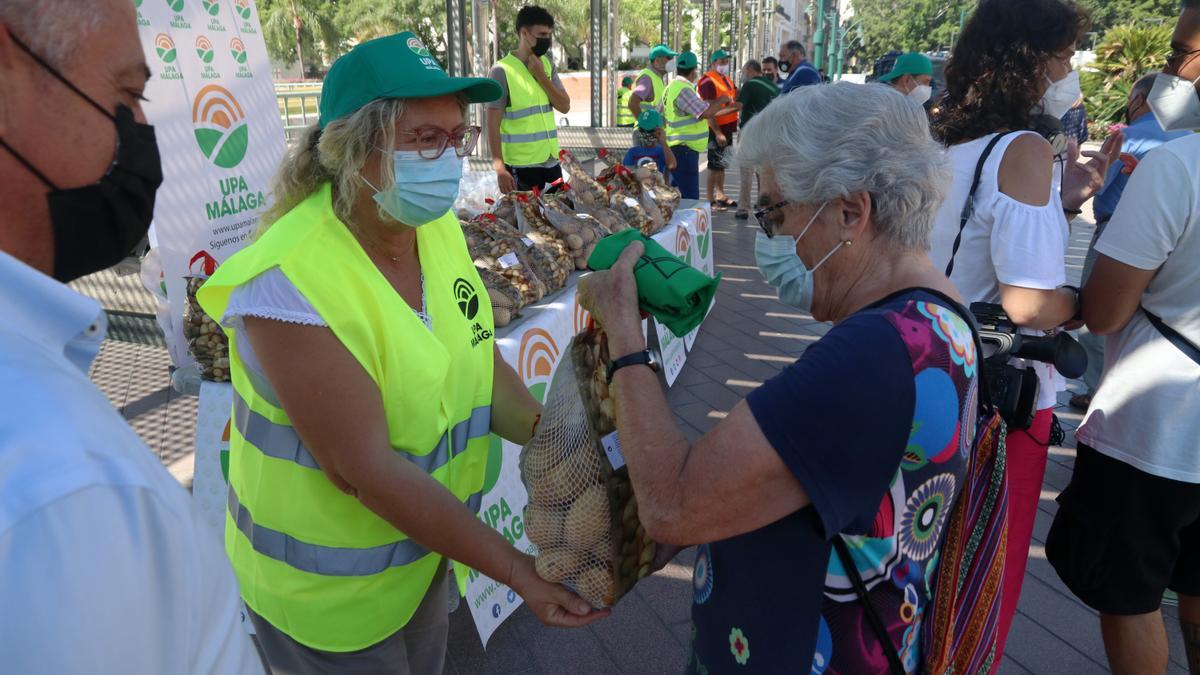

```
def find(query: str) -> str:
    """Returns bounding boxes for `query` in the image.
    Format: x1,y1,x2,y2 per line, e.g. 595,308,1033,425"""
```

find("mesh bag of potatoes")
601,165,666,236
634,163,681,222
512,192,574,292
558,149,608,207
461,217,547,308
520,327,657,609
539,191,612,270
184,276,230,382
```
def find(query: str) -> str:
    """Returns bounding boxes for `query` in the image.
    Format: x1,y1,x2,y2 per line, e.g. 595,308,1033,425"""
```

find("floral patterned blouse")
688,289,977,674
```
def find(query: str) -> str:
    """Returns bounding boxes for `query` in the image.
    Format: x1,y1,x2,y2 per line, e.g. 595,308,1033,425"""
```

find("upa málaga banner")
136,0,284,366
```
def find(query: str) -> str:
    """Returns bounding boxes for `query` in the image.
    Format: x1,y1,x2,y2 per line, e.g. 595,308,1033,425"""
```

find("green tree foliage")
258,0,341,76
1082,23,1171,131
336,0,448,62
850,0,1178,67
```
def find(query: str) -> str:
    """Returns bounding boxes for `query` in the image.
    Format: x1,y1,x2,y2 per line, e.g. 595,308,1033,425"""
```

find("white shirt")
1076,133,1200,483
0,251,264,674
929,131,1069,411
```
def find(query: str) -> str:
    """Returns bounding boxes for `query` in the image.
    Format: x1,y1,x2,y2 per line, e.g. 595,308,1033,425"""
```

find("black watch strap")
1063,284,1083,322
607,350,655,383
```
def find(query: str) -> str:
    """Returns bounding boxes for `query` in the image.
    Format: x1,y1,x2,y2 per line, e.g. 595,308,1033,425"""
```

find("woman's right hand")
509,554,610,628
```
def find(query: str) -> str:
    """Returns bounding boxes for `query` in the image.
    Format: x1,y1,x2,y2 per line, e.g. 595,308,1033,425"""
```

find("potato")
525,505,565,547
527,446,602,506
536,548,585,583
574,564,615,606
564,484,610,550
565,234,584,250
493,307,512,327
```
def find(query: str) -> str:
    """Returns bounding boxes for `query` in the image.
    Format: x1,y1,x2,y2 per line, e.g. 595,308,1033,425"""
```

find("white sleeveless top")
929,131,1069,411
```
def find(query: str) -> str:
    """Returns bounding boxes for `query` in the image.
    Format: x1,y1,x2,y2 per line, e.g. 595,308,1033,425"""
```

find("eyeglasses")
395,125,481,159
1165,47,1200,70
753,199,791,238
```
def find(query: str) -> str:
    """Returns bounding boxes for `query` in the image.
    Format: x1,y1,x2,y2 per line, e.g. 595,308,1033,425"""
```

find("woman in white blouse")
927,0,1122,663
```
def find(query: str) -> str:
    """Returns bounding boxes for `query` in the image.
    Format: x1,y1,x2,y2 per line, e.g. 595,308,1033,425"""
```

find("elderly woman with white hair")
580,82,979,673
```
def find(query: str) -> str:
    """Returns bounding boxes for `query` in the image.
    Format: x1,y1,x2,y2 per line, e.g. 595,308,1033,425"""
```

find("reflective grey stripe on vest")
669,131,709,142
667,116,700,128
504,103,553,121
227,485,485,576
235,390,492,476
500,129,559,144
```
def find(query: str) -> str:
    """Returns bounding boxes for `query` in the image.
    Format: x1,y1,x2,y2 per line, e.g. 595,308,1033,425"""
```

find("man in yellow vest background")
698,48,742,209
628,44,676,120
664,51,728,200
487,5,571,193
617,76,635,127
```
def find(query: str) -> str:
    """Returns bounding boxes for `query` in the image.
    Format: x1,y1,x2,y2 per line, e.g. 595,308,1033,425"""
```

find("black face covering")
532,36,552,57
0,36,163,282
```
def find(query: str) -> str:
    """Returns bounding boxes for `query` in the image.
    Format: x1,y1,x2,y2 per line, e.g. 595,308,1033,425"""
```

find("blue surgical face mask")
755,230,814,311
365,150,464,227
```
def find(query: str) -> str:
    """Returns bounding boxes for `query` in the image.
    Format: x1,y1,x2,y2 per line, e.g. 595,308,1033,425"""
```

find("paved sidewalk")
81,184,1190,674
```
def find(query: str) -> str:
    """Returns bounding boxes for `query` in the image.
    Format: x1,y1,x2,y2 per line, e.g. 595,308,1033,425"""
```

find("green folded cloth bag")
587,228,721,338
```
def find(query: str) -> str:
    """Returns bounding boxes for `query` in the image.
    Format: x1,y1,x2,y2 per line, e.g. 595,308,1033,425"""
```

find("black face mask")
0,36,163,283
532,36,552,57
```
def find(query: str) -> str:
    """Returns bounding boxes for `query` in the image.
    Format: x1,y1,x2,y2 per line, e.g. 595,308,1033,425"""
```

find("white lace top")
221,267,430,396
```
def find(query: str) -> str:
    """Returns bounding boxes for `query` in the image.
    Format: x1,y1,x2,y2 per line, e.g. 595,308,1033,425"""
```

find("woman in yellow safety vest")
198,32,603,675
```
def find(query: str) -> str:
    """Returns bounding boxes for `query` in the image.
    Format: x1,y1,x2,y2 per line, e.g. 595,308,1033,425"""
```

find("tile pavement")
81,178,1190,673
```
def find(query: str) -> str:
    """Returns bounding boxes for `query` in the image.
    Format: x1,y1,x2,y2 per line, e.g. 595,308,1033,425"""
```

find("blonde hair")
261,94,472,232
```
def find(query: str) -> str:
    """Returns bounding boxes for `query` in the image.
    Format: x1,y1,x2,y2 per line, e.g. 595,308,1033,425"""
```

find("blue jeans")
670,146,700,200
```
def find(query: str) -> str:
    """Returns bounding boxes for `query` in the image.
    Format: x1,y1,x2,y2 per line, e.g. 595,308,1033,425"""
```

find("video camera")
971,303,1087,429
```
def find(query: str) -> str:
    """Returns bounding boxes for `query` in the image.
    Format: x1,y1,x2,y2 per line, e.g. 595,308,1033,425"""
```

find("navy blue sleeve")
795,68,823,87
746,312,915,539
622,147,637,167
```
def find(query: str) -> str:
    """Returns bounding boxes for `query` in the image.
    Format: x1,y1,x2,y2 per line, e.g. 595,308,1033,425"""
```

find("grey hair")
0,0,104,69
1131,73,1159,101
737,82,950,251
744,59,763,74
261,94,468,231
784,40,806,57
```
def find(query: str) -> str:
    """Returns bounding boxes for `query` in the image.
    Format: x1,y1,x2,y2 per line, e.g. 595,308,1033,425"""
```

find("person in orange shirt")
698,49,741,209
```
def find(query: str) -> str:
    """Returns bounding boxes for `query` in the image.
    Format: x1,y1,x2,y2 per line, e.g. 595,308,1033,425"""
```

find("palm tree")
1082,23,1172,130
260,0,340,78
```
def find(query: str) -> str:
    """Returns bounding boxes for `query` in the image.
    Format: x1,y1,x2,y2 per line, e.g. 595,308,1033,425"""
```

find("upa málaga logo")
233,0,258,33
195,35,215,63
154,34,176,63
192,85,249,169
202,0,220,15
231,38,247,64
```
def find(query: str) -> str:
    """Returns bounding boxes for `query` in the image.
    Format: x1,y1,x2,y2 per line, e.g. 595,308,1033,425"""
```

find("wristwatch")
606,349,661,383
1062,284,1084,322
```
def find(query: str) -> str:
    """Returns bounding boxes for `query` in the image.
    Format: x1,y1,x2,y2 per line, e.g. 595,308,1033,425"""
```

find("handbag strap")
945,132,1014,278
1143,306,1200,366
833,537,906,675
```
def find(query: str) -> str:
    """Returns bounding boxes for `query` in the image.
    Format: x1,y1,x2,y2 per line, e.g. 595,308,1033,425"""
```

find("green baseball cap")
649,44,677,61
636,109,663,131
318,32,501,128
878,52,933,83
710,48,730,62
622,75,634,86
676,51,698,69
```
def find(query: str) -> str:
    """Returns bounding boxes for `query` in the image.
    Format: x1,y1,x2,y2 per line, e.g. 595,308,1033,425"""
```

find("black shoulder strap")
1143,306,1200,366
945,132,1014,278
833,538,906,675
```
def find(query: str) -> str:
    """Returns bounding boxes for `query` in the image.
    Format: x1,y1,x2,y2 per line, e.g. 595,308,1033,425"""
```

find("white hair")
0,0,105,69
737,82,950,251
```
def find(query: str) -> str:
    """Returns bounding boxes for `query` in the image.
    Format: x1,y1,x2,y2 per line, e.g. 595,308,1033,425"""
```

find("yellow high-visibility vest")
636,67,667,113
665,78,709,152
496,53,560,166
617,87,635,126
198,184,495,652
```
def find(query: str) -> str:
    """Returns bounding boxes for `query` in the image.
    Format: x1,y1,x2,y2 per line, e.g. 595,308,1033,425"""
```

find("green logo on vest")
454,278,480,320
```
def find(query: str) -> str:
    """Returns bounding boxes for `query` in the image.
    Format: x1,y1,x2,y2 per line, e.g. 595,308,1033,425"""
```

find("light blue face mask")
755,230,814,312
365,150,464,227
